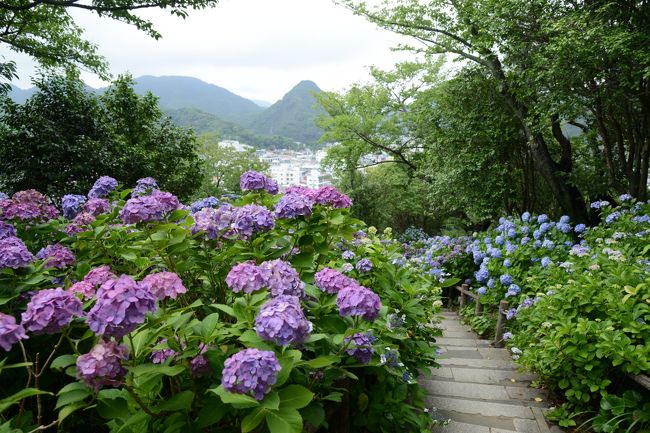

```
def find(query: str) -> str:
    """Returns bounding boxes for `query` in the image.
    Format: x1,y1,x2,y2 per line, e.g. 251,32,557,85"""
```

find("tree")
191,134,269,199
0,73,203,200
340,0,650,220
0,0,219,85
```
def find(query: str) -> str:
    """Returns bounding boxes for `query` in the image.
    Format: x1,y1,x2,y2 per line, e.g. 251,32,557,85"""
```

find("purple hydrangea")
355,258,373,273
88,176,118,199
21,288,83,334
232,205,275,239
87,275,157,338
119,195,165,224
140,271,187,300
342,250,355,260
606,211,621,224
76,341,128,391
254,295,312,346
0,313,27,351
314,268,356,294
191,205,235,239
341,263,354,273
265,178,279,195
190,354,211,378
221,348,281,400
259,259,304,297
274,192,314,219
0,236,34,269
36,243,75,269
226,262,269,294
344,332,375,364
0,190,59,221
336,286,381,321
84,198,111,216
591,200,610,209
151,338,179,364
132,177,159,197
239,171,277,194
84,265,117,288
575,223,586,233
503,332,513,341
61,194,87,220
190,197,221,213
151,190,180,213
537,214,549,223
0,221,17,240
505,308,517,320
64,211,96,235
312,186,352,208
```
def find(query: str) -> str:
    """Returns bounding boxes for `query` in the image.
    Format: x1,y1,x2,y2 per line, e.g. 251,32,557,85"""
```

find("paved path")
421,310,563,433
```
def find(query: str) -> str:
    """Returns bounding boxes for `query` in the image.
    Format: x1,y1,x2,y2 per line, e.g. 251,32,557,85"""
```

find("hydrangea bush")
0,172,444,433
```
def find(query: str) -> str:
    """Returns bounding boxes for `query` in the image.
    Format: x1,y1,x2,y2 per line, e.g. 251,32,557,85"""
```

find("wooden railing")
447,284,650,391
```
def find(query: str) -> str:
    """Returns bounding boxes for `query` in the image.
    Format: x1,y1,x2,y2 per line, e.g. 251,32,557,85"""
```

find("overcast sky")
3,0,416,102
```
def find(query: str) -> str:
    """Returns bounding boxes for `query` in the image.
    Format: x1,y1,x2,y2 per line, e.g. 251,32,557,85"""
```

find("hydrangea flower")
132,177,159,197
76,341,128,391
574,223,586,233
344,332,375,364
221,348,281,400
507,228,516,238
1,190,59,221
88,176,118,199
0,221,16,239
314,268,355,294
0,192,7,200
190,197,220,213
505,308,517,320
84,198,111,216
505,284,521,297
21,288,83,334
336,286,381,321
65,212,96,235
0,236,34,269
494,235,504,246
151,338,179,364
0,313,27,351
84,265,117,288
259,259,304,297
503,259,511,268
541,257,552,269
311,186,352,208
226,262,269,294
61,194,87,220
486,278,495,289
191,205,235,239
190,354,211,378
255,295,312,346
87,275,157,338
150,190,180,213
36,243,75,269
474,267,489,283
499,274,513,286
68,281,96,300
477,286,487,295
590,200,610,209
232,205,275,239
619,193,632,202
342,250,355,260
240,171,270,192
355,258,373,273
542,239,555,250
537,214,549,223
503,332,513,341
140,271,187,300
606,211,621,224
274,192,314,219
119,195,165,224
341,263,354,273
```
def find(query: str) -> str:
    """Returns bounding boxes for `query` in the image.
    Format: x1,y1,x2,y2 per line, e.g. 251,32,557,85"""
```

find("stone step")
479,347,516,361
432,415,549,433
435,337,492,347
443,330,479,339
446,367,536,386
421,378,548,402
432,420,516,433
440,349,484,359
426,395,536,419
438,358,518,370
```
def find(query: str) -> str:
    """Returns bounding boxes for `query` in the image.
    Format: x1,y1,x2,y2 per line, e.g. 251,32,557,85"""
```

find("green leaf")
291,252,314,269
55,388,90,409
322,392,343,402
300,403,325,428
155,390,194,412
51,354,77,371
261,391,280,410
97,396,130,419
194,396,228,428
266,407,302,433
0,388,53,414
303,355,340,369
278,385,314,410
241,407,267,433
58,402,87,423
209,385,260,409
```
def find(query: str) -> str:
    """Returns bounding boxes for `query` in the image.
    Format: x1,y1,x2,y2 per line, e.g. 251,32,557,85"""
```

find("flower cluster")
87,275,157,338
131,177,159,197
0,221,16,239
191,205,235,239
274,192,314,219
0,313,27,351
344,332,376,364
336,286,381,321
254,295,312,346
311,186,352,208
259,259,304,297
314,268,356,294
239,171,278,194
62,194,87,220
21,289,83,334
190,196,220,213
232,204,275,239
0,236,33,269
221,348,281,400
140,271,187,300
0,190,59,221
76,341,129,391
84,198,111,216
119,190,179,224
355,258,373,273
36,243,76,269
225,262,269,294
88,176,118,199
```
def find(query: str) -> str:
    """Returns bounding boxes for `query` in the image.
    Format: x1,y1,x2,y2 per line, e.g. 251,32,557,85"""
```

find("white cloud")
2,0,414,101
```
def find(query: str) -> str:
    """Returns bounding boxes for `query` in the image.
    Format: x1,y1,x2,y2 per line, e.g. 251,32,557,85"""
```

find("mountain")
7,86,37,104
129,76,263,123
246,80,325,144
251,99,273,108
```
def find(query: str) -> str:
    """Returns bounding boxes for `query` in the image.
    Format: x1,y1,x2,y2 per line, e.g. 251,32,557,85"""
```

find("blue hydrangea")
559,215,570,224
507,228,516,238
499,274,513,286
539,222,552,234
505,284,520,297
537,214,549,223
61,194,87,220
503,259,511,268
520,237,530,245
477,286,487,295
541,257,552,269
521,212,531,222
618,194,632,202
605,211,621,224
556,222,571,233
494,235,504,246
190,197,220,213
542,239,555,250
474,267,489,283
505,243,517,254
486,278,495,289
533,230,542,240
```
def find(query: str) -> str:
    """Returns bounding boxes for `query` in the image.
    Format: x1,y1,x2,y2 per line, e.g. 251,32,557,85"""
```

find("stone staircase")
421,310,563,433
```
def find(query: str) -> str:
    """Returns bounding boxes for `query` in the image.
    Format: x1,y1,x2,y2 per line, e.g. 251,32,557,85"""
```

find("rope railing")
447,284,650,391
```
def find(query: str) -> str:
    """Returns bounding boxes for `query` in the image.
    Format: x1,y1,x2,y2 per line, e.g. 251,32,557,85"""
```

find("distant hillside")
7,86,37,104
165,107,308,150
130,76,263,123
246,80,325,144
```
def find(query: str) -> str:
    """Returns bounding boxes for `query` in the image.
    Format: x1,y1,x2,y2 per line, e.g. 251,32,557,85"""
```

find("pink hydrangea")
76,341,129,391
140,271,187,300
225,262,269,294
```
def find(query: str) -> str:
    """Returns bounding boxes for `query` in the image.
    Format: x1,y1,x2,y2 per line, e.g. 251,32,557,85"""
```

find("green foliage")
0,73,203,200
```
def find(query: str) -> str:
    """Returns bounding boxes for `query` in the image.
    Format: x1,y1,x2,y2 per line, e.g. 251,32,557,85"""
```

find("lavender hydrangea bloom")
0,313,27,351
342,250,355,260
541,257,552,269
575,223,586,233
503,332,513,341
88,176,118,199
344,332,375,364
226,262,269,294
221,348,281,400
64,211,96,235
132,177,159,197
556,222,571,233
474,267,489,283
355,258,373,273
36,243,75,269
265,178,279,195
477,286,487,295
190,354,211,378
151,339,178,364
21,288,83,334
505,284,521,297
274,192,314,219
61,194,87,220
336,286,381,321
521,212,531,222
500,274,513,286
232,204,275,239
119,195,165,224
505,308,517,320
0,221,16,239
1,190,59,221
190,197,220,213
0,192,7,200
87,275,157,338
255,295,312,346
312,186,353,208
84,265,116,288
486,278,495,289
341,263,354,273
521,236,530,245
191,205,235,239
503,259,511,268
76,341,128,391
84,198,110,216
591,200,610,209
619,193,632,202
606,211,621,224
314,268,355,294
68,281,96,300
260,259,304,297
240,170,268,191
151,190,180,213
0,236,34,269
140,271,187,300
537,214,549,223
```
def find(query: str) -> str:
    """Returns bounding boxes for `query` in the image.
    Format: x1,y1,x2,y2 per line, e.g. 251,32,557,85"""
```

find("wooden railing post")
494,300,509,348
475,294,484,316
459,284,468,308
